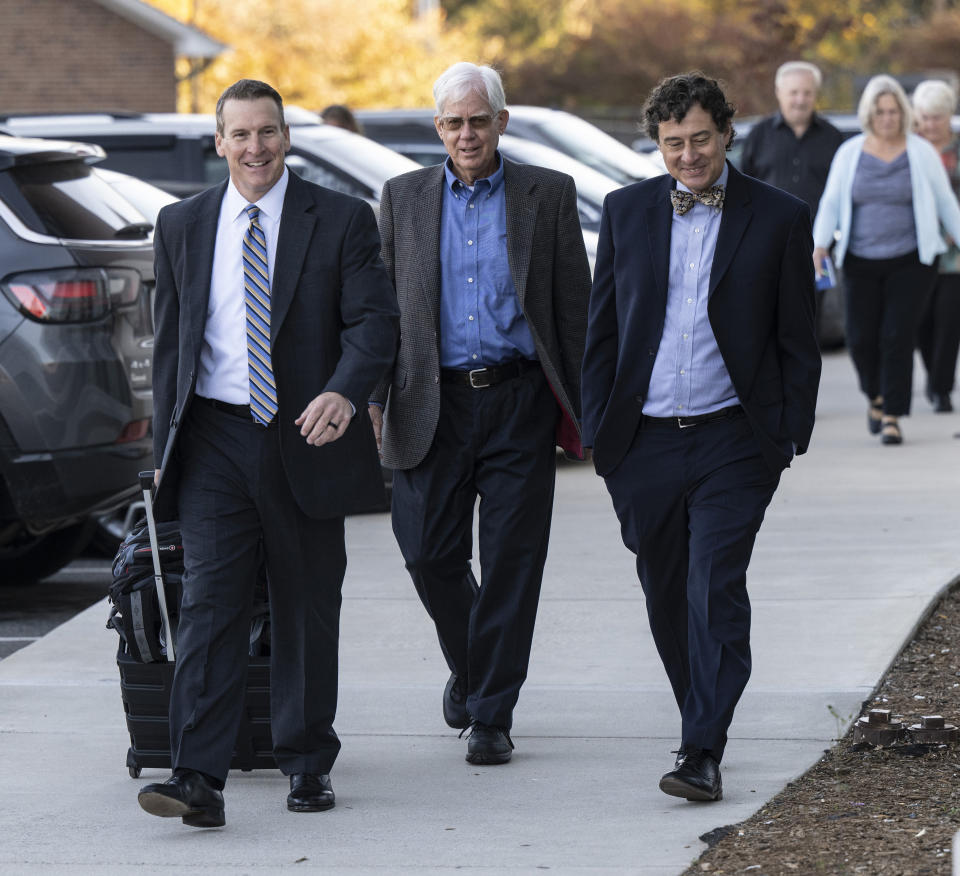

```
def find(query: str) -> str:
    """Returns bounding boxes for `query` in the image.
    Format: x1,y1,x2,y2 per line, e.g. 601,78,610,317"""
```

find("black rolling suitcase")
107,471,275,778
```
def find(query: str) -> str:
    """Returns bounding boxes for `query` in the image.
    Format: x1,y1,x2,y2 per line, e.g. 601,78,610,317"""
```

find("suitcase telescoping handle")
138,471,176,662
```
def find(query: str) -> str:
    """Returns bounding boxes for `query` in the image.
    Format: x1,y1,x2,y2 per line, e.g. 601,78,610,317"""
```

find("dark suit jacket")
372,158,592,469
152,171,399,519
581,163,821,477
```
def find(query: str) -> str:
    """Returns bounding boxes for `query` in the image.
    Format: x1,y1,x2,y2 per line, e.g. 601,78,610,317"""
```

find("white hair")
775,61,822,91
433,62,506,116
912,79,957,118
858,74,912,135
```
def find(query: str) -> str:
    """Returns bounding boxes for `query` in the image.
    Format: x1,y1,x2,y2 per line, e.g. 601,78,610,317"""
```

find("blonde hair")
858,75,912,135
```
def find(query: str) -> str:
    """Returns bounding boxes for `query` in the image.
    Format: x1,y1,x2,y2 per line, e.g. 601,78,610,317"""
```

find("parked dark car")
0,112,418,210
0,136,156,582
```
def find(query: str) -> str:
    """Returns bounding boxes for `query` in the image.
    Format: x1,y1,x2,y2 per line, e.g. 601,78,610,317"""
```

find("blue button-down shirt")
438,155,537,369
643,164,739,416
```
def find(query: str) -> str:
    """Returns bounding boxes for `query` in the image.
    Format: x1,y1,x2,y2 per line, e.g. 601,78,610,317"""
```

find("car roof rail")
0,110,147,124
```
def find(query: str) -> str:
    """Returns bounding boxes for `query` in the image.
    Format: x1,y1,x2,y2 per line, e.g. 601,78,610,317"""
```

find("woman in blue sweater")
813,74,960,445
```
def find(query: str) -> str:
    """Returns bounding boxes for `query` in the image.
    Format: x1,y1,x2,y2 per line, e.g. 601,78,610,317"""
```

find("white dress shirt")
195,168,289,404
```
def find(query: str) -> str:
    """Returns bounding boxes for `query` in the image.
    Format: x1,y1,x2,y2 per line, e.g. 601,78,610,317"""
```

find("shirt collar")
225,166,290,222
773,111,826,131
443,152,504,197
675,162,729,196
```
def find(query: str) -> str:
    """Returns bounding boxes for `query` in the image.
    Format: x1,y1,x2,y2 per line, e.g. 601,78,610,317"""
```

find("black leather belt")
441,359,539,389
641,405,744,430
195,395,252,420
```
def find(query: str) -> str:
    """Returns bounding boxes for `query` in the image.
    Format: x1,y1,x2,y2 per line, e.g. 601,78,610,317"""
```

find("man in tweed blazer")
370,62,591,765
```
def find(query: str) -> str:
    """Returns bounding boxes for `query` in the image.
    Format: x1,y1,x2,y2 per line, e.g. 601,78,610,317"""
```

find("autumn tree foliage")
149,0,958,116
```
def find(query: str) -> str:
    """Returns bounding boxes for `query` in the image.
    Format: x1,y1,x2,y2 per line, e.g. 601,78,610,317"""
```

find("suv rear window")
0,160,150,240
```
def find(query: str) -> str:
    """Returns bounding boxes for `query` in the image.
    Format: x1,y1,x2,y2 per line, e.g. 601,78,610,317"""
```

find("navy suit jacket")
581,163,821,477
151,171,399,519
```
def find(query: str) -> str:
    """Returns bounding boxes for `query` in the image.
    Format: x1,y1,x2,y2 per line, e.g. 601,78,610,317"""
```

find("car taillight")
0,267,140,323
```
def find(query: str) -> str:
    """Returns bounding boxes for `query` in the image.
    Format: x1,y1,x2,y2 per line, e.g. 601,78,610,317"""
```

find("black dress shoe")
465,722,514,765
138,770,225,827
287,773,335,812
443,672,471,729
659,748,722,801
931,392,954,413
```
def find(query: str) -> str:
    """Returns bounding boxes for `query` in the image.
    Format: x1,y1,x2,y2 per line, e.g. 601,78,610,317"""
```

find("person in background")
372,61,591,766
912,79,960,413
740,60,844,217
813,75,960,445
321,104,362,134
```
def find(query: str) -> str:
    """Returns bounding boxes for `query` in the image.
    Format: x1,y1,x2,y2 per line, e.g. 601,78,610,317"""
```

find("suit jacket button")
635,395,643,404
434,375,439,383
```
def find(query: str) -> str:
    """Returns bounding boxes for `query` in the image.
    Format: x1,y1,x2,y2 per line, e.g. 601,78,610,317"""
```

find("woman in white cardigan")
813,74,960,445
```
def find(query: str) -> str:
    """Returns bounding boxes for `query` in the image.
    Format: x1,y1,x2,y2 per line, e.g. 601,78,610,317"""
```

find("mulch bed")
682,579,960,875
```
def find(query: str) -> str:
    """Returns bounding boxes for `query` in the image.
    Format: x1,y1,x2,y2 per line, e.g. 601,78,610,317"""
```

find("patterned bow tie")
670,185,725,215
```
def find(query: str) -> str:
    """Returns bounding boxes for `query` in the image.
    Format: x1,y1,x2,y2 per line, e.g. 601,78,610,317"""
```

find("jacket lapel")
271,173,317,340
503,158,537,307
709,163,752,298
183,184,223,357
414,166,444,327
646,176,674,310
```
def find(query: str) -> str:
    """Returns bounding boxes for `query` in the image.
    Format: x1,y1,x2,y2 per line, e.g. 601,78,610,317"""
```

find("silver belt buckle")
677,416,697,429
468,368,491,389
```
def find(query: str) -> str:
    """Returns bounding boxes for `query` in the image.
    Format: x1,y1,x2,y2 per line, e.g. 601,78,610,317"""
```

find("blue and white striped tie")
242,204,278,425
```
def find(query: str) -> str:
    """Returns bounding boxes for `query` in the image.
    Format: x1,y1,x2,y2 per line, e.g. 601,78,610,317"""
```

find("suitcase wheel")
129,765,142,778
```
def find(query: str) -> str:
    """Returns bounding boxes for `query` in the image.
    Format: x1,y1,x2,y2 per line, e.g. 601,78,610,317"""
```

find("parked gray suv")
0,135,155,582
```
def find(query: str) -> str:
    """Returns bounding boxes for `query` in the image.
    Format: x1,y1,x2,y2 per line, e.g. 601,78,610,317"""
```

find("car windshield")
0,160,151,240
531,114,662,183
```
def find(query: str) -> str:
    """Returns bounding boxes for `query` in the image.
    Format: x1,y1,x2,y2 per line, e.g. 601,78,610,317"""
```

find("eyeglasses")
438,114,496,133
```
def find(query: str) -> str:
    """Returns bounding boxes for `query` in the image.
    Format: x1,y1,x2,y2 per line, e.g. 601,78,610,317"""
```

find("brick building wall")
0,0,177,112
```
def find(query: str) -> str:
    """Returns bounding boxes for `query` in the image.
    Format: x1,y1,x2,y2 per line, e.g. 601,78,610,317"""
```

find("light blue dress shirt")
439,155,537,369
643,164,740,417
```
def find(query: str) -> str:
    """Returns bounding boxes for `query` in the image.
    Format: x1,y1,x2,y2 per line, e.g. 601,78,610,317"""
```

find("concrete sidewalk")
1,350,958,874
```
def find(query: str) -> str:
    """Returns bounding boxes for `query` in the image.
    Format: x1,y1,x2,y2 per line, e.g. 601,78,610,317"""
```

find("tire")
0,519,98,585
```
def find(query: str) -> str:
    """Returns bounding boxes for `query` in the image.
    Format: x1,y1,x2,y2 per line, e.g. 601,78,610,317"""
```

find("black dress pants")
171,401,345,784
391,366,557,729
917,273,960,397
843,251,937,415
604,413,780,762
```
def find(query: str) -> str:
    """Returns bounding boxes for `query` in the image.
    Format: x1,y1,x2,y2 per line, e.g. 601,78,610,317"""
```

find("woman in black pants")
913,79,960,414
813,75,960,444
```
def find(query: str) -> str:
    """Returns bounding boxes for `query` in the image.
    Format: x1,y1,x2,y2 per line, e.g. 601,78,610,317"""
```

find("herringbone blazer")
372,158,592,470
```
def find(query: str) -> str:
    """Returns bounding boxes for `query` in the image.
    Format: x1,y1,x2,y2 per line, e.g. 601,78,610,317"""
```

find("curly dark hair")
216,79,285,134
642,72,736,151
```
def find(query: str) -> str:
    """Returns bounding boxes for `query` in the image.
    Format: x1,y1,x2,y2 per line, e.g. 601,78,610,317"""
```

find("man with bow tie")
581,72,821,802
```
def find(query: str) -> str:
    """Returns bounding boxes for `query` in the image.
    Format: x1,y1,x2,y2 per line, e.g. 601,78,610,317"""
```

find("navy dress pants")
391,367,557,729
170,401,345,784
604,413,781,762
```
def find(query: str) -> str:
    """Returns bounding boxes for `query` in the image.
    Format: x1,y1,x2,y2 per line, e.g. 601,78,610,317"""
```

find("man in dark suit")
138,79,398,827
581,72,821,802
370,62,591,765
